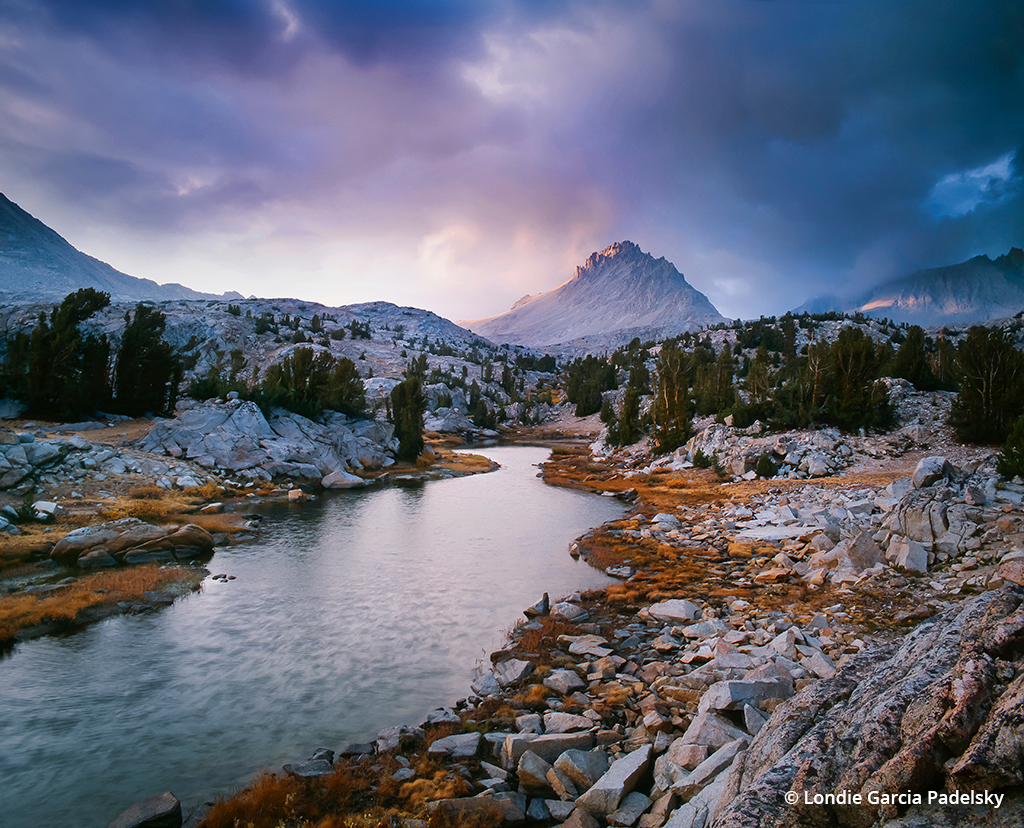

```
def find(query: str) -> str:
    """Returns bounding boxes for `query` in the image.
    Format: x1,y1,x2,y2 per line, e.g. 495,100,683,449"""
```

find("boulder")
554,748,611,790
51,522,124,562
322,469,367,489
377,725,424,752
107,792,182,828
607,791,653,827
517,750,554,790
428,731,481,759
672,738,747,801
697,679,792,715
502,732,594,769
576,744,652,814
543,712,594,734
544,669,586,695
912,455,954,488
428,791,526,823
679,711,749,750
494,658,533,687
646,599,702,623
886,535,929,574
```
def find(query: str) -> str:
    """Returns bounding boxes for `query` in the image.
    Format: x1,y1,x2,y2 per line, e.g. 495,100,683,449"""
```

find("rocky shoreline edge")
98,439,1024,828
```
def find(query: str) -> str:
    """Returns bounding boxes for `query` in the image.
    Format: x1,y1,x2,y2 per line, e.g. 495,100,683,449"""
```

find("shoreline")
162,419,1024,828
6,414,1024,828
0,444,499,649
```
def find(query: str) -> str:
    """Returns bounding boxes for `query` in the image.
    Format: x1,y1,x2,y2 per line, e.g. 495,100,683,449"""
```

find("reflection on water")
0,445,624,828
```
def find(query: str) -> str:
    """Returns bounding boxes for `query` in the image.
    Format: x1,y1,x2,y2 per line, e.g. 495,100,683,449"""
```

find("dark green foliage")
651,346,692,452
822,327,893,431
573,380,604,417
256,348,366,419
187,366,236,400
950,326,1024,443
390,376,425,461
254,313,276,335
15,288,112,419
607,387,642,446
888,325,939,390
755,452,778,479
565,355,617,417
113,304,179,415
997,416,1024,479
406,353,429,380
693,449,712,468
226,303,241,316
347,320,371,340
309,314,323,332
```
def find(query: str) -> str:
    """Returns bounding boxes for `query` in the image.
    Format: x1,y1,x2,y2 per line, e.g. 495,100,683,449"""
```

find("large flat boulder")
107,791,181,828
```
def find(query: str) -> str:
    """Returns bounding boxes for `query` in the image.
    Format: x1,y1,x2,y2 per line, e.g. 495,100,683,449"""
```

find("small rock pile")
0,423,228,501
677,424,854,480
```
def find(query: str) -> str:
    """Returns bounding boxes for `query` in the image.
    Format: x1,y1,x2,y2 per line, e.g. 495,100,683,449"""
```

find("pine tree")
23,288,111,418
651,346,692,452
114,304,179,416
951,326,1024,443
390,377,425,461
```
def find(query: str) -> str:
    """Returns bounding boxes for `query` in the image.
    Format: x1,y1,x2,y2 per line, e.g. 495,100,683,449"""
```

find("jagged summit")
797,247,1024,326
462,240,724,349
0,192,240,303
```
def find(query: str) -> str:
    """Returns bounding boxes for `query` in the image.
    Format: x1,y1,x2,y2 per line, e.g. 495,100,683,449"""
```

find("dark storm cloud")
592,0,1024,304
0,0,1022,315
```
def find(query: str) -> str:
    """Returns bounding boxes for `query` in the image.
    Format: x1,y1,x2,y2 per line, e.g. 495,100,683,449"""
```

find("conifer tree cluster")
2,289,179,419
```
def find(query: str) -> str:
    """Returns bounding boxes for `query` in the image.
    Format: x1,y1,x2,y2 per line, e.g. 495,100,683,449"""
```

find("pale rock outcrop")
712,587,1024,828
137,399,394,482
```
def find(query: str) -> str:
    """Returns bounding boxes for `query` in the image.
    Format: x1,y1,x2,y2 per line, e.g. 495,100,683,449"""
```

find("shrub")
693,449,712,468
997,416,1024,479
755,452,778,478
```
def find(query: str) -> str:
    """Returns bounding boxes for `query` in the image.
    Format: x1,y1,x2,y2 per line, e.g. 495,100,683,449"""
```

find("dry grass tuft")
0,564,200,644
183,481,223,500
399,770,472,810
127,484,166,500
201,771,302,828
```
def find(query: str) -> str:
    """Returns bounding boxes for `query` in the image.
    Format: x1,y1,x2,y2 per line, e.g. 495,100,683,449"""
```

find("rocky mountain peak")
579,240,645,273
995,246,1024,271
461,241,723,349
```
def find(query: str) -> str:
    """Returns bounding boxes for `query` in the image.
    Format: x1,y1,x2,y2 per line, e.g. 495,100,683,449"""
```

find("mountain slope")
462,241,724,348
797,249,1024,326
0,193,239,302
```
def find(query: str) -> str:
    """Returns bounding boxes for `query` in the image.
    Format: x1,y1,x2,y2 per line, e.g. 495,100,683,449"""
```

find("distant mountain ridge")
0,193,241,303
462,241,724,349
797,248,1024,326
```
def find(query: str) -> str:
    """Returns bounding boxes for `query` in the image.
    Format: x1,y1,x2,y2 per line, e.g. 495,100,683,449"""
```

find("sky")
1,0,1023,322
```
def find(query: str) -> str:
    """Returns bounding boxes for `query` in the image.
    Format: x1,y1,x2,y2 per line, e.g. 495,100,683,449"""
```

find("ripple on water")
0,445,624,828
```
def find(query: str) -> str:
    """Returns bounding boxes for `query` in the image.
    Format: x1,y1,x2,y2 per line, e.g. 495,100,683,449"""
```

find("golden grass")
0,564,200,644
199,756,484,828
0,528,54,574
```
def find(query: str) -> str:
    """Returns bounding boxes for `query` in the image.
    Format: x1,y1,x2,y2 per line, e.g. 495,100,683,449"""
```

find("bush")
997,416,1024,480
693,449,712,468
755,452,778,479
256,348,366,419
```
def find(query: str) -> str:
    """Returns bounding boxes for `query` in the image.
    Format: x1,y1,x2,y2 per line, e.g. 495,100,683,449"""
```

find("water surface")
0,445,623,828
